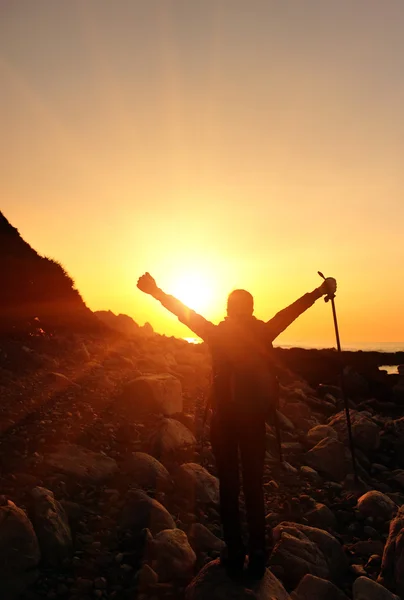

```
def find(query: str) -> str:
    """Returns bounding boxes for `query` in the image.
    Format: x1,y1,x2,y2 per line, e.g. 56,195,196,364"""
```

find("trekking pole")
273,408,284,465
200,391,212,454
318,271,358,482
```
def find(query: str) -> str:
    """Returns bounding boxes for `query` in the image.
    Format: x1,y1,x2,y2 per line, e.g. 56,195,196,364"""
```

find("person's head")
226,289,254,318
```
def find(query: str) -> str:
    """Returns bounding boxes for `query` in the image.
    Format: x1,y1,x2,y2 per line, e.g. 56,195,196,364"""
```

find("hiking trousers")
210,407,266,556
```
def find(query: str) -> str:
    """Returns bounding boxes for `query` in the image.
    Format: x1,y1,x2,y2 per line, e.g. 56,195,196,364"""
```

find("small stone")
265,480,279,490
364,526,378,538
282,461,298,474
265,512,281,526
366,554,382,569
300,465,321,482
351,564,367,576
94,578,106,590
76,579,93,592
57,584,68,595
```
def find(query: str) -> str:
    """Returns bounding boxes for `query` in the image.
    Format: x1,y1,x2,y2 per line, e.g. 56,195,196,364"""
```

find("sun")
170,272,213,313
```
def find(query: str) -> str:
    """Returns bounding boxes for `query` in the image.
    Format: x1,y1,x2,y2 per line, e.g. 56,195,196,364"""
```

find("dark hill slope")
0,212,102,335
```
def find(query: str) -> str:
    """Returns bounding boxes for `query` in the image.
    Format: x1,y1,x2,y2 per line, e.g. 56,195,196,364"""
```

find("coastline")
184,337,404,354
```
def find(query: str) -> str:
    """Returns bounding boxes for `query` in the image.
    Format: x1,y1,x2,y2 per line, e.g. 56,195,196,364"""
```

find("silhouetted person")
137,272,337,578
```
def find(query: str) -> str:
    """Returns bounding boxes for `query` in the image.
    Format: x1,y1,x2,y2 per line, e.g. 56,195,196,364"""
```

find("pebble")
282,461,298,474
94,578,107,590
364,526,379,538
120,564,133,572
264,480,279,490
351,564,367,576
366,554,382,569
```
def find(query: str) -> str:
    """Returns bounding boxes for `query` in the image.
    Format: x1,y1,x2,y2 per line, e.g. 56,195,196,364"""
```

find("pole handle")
318,270,335,303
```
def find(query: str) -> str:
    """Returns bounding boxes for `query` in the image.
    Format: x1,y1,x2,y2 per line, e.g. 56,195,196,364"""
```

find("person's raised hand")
319,277,337,297
137,272,159,296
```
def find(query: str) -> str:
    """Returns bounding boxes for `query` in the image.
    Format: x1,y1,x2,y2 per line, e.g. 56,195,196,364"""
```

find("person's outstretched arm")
266,277,337,341
137,272,215,342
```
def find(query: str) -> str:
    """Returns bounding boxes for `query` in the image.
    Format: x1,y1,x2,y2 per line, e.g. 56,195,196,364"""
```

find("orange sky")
1,1,404,347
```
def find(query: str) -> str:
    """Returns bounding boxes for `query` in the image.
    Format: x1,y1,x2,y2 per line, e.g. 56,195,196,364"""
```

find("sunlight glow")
170,272,214,313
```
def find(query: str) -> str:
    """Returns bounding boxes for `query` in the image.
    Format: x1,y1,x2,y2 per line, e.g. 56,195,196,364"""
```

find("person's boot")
220,543,246,578
246,550,266,580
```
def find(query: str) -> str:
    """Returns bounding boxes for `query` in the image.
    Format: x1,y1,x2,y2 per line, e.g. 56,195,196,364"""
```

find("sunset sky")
1,1,404,347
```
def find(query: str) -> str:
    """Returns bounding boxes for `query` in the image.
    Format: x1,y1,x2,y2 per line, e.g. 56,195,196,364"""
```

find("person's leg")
239,411,267,577
210,411,245,572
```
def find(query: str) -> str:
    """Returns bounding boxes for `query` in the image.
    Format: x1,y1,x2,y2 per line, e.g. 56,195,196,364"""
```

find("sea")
184,338,404,374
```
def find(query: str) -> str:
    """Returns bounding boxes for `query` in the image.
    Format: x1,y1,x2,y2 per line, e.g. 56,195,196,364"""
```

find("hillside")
0,212,102,336
95,309,154,337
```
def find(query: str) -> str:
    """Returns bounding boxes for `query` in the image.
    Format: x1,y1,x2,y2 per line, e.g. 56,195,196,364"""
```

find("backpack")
209,316,280,418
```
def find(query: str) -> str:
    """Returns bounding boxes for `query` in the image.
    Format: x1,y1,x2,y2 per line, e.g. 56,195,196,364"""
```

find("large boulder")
269,530,329,587
120,489,175,535
291,574,349,600
378,505,404,596
271,522,347,583
149,418,197,459
353,576,400,600
305,437,353,481
103,351,134,369
173,463,219,506
145,528,196,582
279,398,317,432
305,503,337,531
118,373,183,417
307,425,338,448
0,500,41,600
357,491,398,521
124,452,172,492
185,558,289,600
328,410,380,452
31,487,72,566
188,523,225,555
44,443,118,483
300,465,321,483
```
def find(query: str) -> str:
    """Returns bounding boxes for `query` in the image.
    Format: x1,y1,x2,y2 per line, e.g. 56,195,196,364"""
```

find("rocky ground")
1,331,404,600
